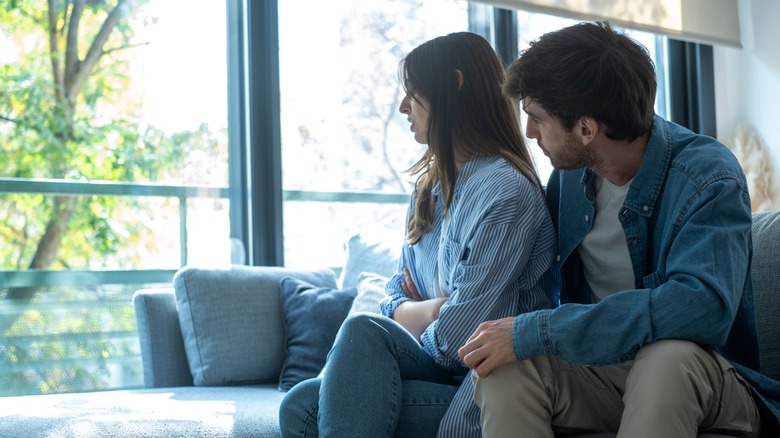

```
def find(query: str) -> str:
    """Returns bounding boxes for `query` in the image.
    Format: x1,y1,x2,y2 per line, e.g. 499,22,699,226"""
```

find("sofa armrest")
133,288,194,388
751,210,780,381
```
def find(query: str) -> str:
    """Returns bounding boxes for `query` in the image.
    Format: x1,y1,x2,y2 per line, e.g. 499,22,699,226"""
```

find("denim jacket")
513,115,780,434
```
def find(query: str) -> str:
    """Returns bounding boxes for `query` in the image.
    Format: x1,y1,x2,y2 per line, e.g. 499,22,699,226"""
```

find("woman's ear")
454,69,463,90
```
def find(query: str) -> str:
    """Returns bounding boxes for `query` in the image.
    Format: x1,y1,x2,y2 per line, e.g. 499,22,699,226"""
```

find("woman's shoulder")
462,155,538,194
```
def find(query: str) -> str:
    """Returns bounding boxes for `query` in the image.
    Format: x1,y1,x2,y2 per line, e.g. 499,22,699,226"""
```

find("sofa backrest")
751,210,780,381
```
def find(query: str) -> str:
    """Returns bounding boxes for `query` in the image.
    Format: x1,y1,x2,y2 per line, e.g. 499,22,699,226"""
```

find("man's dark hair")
504,21,656,141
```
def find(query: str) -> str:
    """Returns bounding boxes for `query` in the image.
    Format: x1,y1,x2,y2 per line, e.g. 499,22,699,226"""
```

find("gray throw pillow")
174,265,338,387
278,277,356,391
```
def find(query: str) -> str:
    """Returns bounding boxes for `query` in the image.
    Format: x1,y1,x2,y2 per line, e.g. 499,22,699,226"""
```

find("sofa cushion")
0,385,286,438
278,277,356,391
337,227,403,290
348,272,389,316
174,265,338,386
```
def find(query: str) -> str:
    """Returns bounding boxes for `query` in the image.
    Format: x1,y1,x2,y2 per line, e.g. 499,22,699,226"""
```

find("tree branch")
101,41,149,57
63,0,84,96
47,0,63,99
68,0,133,101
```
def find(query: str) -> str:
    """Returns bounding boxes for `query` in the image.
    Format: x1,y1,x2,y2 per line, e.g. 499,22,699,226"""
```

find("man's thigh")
540,355,630,434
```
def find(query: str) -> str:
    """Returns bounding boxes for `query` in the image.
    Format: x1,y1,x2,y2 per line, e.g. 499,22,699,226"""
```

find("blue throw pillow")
278,277,357,391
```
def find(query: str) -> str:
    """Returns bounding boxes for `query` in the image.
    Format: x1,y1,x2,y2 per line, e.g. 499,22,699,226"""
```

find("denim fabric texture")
278,314,460,437
515,115,780,435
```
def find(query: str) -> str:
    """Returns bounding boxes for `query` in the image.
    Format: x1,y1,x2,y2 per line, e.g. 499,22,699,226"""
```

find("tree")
0,0,217,278
0,0,224,395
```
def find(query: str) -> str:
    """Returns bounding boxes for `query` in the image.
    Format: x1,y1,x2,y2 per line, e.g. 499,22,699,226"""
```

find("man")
458,21,780,437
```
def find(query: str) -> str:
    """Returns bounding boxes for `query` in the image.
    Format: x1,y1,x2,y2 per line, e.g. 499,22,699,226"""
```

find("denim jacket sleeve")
514,155,753,366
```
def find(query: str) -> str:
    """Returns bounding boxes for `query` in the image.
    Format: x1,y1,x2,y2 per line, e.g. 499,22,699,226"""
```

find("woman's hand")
401,266,423,301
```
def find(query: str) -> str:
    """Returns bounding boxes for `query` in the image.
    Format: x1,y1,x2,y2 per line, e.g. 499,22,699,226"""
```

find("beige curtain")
471,0,741,47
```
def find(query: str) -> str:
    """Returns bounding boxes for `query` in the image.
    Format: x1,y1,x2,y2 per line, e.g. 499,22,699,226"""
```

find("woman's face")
399,92,430,145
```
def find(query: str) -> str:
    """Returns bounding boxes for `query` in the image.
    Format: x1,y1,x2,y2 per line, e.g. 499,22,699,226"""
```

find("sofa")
1,212,779,437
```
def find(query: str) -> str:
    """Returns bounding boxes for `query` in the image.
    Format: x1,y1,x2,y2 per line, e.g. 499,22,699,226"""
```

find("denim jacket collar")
580,115,671,219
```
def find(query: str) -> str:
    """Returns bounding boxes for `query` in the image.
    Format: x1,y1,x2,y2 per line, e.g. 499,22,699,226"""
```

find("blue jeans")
279,313,461,437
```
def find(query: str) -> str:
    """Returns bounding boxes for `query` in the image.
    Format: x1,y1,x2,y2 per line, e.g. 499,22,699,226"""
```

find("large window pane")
0,1,230,272
0,1,229,396
278,0,469,269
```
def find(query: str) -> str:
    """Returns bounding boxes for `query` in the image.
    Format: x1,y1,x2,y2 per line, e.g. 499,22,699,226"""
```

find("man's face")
522,98,590,170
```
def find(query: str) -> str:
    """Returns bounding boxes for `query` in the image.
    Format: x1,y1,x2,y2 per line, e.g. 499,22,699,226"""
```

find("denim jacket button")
584,215,590,222
556,255,561,262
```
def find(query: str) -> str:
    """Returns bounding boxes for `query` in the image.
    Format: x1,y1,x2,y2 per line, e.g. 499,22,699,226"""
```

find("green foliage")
0,0,225,396
0,0,198,271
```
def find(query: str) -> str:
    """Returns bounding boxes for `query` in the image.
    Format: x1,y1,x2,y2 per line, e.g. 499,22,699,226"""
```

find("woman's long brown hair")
401,32,543,245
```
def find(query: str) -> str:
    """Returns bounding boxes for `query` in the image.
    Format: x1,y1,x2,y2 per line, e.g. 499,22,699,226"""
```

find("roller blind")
472,0,741,48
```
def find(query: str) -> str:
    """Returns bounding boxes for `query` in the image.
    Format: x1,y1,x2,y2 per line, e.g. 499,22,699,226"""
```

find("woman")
279,31,556,437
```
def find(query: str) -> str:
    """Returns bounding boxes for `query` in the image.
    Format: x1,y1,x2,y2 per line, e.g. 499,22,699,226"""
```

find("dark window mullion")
243,0,284,266
226,0,249,265
667,39,716,137
493,8,518,68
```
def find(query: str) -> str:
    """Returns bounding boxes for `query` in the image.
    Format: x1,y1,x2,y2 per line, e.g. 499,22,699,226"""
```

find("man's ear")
577,117,599,145
455,69,463,90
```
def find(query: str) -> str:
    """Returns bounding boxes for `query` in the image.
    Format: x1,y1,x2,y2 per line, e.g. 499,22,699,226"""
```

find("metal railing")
0,177,409,396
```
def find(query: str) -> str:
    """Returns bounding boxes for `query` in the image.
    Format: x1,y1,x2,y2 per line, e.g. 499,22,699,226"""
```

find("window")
1,1,230,396
277,0,469,269
2,0,678,397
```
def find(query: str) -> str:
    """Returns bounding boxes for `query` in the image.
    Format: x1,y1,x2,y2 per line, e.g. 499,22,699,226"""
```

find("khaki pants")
472,340,759,437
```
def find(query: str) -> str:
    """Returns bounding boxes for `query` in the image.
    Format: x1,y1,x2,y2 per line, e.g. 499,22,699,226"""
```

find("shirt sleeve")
514,177,753,365
379,195,417,318
421,183,554,371
379,244,414,318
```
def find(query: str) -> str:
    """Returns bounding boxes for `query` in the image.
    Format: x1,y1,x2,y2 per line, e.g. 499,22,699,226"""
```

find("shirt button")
584,215,590,222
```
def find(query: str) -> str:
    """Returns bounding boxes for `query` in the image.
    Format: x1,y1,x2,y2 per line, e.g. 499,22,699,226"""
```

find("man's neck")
591,132,650,186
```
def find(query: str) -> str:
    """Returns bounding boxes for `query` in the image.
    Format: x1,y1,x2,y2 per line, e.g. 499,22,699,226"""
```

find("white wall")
714,0,780,199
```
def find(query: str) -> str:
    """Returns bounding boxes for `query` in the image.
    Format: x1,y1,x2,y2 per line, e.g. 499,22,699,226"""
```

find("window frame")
230,1,715,267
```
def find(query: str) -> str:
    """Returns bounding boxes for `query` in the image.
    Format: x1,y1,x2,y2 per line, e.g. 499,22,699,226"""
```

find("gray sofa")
1,212,779,437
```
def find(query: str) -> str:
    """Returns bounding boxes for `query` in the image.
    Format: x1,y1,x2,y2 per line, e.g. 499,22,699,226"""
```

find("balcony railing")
0,177,409,396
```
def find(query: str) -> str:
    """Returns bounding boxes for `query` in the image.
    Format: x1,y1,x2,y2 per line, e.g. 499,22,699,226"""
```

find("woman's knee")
279,378,321,438
336,313,407,348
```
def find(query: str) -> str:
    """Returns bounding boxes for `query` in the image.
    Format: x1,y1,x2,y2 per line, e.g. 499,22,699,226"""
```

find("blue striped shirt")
379,155,557,437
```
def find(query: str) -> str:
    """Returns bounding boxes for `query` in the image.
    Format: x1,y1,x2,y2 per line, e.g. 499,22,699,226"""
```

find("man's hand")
458,317,517,377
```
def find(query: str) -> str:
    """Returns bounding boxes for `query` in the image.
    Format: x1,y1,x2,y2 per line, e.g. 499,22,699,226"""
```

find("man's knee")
634,340,714,372
626,340,722,413
472,356,552,402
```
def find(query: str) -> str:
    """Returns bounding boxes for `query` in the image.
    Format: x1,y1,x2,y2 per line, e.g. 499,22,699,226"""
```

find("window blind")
472,0,741,48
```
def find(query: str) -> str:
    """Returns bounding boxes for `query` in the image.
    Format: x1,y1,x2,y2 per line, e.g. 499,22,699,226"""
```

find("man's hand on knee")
459,317,517,377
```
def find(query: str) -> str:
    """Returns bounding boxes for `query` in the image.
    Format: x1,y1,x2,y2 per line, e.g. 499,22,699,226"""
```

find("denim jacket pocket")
642,271,662,289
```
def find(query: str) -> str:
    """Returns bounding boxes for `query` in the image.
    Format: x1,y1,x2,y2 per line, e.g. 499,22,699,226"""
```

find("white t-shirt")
577,176,635,302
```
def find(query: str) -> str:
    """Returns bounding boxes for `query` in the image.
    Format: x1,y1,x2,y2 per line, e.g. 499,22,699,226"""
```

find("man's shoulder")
659,119,745,185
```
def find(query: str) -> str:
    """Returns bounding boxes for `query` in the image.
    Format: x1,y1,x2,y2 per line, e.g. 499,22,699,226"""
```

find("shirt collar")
580,115,671,218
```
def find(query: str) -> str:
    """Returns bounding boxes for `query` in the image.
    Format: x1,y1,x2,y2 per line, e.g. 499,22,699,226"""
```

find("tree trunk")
28,196,78,271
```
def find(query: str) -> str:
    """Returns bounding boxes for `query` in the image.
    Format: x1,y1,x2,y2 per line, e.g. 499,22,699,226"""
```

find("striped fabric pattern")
379,155,557,437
